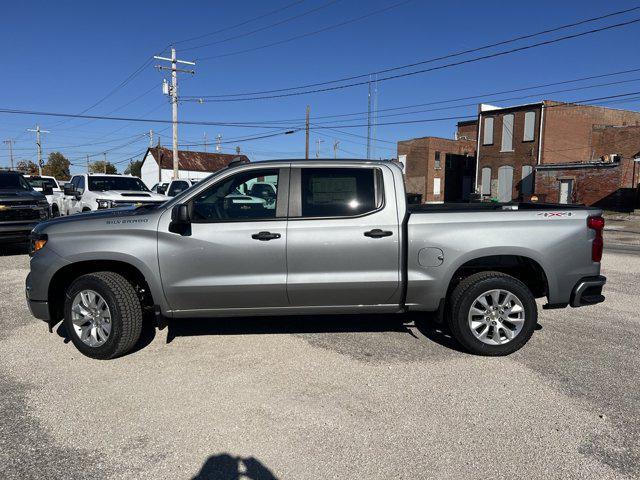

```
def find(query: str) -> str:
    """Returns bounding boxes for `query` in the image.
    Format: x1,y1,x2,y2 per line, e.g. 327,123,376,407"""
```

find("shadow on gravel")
168,313,417,343
193,453,278,480
0,242,29,256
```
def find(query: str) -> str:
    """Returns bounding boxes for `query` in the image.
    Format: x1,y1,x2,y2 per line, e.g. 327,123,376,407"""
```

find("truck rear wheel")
447,271,537,356
63,272,143,360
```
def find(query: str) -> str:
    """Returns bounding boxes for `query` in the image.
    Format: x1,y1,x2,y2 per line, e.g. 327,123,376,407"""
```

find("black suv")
0,171,50,243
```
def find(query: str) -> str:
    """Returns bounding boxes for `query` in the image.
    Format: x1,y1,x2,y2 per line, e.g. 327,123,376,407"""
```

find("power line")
195,0,414,61
183,0,342,52
188,13,640,101
173,0,307,46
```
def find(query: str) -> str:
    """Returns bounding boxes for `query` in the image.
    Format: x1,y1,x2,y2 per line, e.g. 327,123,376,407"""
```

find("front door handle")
364,229,393,238
251,231,281,241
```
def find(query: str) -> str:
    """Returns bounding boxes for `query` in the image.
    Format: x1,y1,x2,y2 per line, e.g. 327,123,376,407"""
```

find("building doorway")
498,165,514,202
559,179,573,204
444,154,476,202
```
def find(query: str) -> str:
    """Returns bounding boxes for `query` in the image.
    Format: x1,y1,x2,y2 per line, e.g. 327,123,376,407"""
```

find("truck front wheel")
447,271,537,356
63,272,143,360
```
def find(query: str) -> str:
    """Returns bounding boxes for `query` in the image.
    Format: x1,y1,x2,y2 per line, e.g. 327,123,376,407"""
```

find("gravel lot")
0,246,638,479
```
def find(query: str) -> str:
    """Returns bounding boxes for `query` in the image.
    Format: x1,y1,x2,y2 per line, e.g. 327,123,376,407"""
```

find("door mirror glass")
42,185,53,195
171,204,190,223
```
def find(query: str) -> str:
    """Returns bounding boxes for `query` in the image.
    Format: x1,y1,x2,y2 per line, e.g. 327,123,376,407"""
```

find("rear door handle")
251,231,281,241
364,229,393,238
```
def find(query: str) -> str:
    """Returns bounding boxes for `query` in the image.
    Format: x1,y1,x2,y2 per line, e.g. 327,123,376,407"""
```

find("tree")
15,160,39,175
124,159,143,178
88,160,117,174
42,151,71,180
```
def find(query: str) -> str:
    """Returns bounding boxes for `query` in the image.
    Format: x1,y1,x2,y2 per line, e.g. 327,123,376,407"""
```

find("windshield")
0,173,32,191
27,177,58,189
88,176,149,192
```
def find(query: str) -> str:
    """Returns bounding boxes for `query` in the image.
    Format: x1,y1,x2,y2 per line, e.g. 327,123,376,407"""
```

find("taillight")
587,216,604,262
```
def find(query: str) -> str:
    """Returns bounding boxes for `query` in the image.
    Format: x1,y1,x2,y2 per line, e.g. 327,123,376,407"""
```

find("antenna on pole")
216,134,222,152
333,140,340,159
27,125,50,175
203,133,208,152
3,139,15,170
315,139,324,158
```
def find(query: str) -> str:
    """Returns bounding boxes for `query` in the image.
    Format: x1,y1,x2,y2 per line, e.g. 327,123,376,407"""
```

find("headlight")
97,199,114,209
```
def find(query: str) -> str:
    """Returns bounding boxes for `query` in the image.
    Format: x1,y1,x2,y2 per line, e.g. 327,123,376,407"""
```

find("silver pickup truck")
25,159,606,359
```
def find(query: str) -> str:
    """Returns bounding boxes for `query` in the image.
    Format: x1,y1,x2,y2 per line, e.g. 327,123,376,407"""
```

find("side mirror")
42,186,53,195
63,185,76,196
169,204,191,235
171,204,190,223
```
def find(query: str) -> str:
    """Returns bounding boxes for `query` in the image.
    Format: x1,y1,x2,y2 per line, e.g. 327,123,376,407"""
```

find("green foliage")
88,160,117,174
42,151,71,180
124,160,143,178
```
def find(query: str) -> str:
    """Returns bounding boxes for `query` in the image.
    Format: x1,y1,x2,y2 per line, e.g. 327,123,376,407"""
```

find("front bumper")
0,221,40,242
25,272,51,322
570,275,606,307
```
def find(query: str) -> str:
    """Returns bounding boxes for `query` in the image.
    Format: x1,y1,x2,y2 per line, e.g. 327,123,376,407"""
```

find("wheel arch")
48,259,156,323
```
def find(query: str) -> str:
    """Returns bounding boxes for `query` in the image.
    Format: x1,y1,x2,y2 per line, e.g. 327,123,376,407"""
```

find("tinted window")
300,168,379,218
0,173,31,190
191,169,278,222
27,177,58,189
77,176,85,191
168,180,189,196
88,176,148,192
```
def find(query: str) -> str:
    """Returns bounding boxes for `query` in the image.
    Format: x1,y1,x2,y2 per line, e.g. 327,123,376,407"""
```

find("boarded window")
523,111,536,141
521,165,534,196
501,114,514,151
433,178,441,196
498,165,514,202
483,117,494,145
434,151,441,169
481,167,491,196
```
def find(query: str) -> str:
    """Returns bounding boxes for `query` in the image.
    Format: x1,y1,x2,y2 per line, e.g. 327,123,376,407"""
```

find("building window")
481,167,491,196
523,111,536,142
434,151,441,169
501,114,514,152
433,178,441,196
483,117,494,145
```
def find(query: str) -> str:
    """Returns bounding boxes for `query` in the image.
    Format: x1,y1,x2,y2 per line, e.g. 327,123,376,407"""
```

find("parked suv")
0,171,50,243
63,174,169,214
25,175,65,217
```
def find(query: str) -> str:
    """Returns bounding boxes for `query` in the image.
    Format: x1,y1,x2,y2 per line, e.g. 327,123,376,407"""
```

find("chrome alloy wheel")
70,290,112,347
467,289,525,345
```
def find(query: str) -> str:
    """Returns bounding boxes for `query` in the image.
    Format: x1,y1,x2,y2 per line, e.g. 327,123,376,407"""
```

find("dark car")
0,171,50,243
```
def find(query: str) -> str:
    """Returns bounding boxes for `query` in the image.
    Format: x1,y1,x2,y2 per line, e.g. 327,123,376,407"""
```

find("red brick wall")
590,125,640,160
456,121,478,141
477,106,542,199
542,102,640,164
534,158,635,210
398,136,475,202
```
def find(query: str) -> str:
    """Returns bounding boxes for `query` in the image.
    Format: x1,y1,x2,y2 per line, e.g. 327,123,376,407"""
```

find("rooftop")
147,147,250,172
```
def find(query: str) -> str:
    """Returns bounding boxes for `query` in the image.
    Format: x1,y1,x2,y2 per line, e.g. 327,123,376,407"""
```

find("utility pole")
216,134,222,152
366,76,372,160
154,47,195,180
3,139,15,169
203,133,208,152
305,105,310,160
315,139,324,159
236,146,241,155
86,155,89,174
27,125,50,175
333,140,340,159
148,129,154,147
103,152,107,174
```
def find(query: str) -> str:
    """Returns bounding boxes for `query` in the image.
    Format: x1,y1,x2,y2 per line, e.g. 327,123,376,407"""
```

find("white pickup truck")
24,175,66,217
63,173,169,214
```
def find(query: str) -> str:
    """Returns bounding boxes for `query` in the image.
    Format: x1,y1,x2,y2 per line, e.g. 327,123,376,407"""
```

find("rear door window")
299,168,381,218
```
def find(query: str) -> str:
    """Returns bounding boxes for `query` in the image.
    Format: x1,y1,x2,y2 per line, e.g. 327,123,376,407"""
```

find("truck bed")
408,202,600,214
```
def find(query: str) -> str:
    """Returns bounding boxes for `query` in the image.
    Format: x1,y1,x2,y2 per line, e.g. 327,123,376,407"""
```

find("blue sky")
2,0,640,174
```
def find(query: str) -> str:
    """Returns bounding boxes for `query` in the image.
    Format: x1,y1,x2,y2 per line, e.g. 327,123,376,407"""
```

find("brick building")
398,123,477,203
474,100,640,208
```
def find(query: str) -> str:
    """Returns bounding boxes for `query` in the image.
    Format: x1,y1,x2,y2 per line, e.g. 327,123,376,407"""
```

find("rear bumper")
570,275,606,307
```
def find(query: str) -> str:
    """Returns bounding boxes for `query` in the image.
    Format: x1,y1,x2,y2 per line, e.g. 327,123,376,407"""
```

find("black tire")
63,272,143,360
51,205,60,217
446,271,537,356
